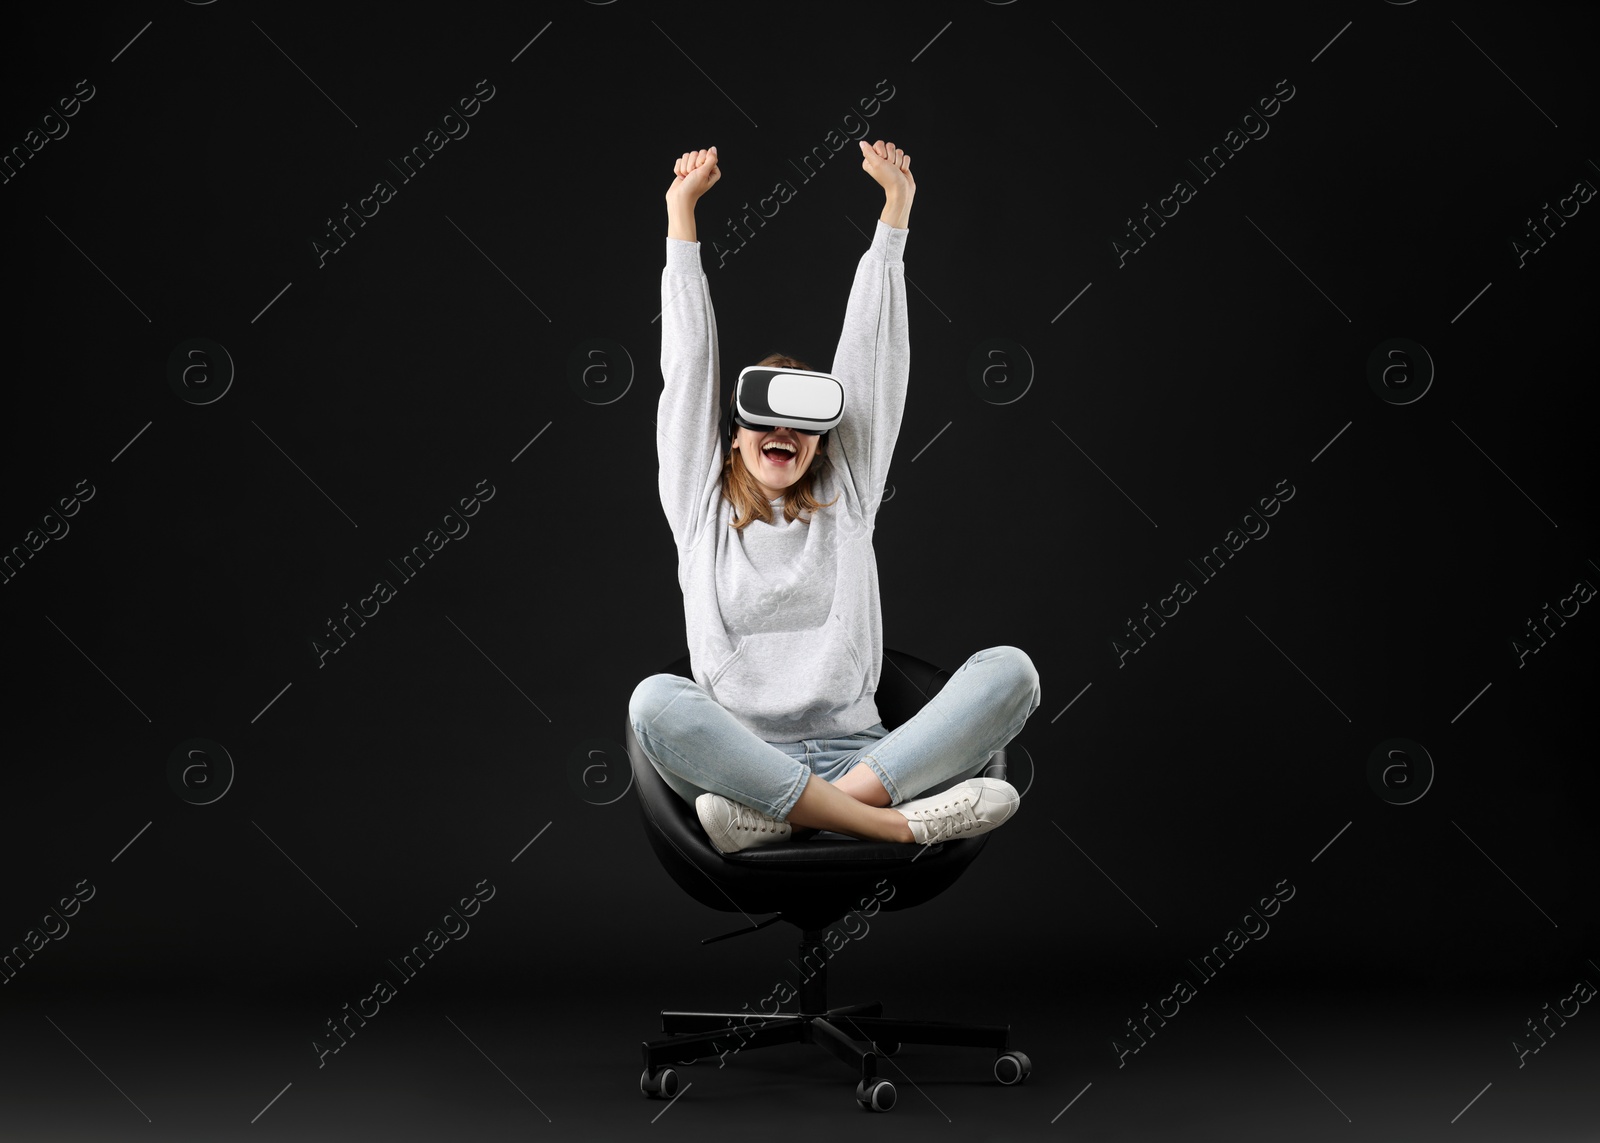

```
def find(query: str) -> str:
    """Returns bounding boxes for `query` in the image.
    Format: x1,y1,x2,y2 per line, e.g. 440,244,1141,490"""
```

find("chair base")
637,928,1031,1112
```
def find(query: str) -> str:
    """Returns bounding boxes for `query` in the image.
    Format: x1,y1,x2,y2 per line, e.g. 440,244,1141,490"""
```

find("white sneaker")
696,793,793,854
894,777,1020,845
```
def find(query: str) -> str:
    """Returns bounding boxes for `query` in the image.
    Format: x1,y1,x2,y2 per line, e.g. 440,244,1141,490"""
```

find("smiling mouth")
761,444,796,466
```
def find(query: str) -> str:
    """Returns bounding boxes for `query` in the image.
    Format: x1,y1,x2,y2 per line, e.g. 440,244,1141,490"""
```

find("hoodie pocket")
709,623,865,732
706,642,745,690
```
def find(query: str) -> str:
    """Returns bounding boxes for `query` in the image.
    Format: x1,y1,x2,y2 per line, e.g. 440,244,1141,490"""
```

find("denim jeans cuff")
858,753,904,807
770,765,810,822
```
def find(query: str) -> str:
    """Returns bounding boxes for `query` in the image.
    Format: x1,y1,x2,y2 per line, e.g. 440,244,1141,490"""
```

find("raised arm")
829,139,917,522
657,147,724,552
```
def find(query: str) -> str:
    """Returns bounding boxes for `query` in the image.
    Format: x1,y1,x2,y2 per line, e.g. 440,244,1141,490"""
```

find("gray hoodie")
656,219,910,741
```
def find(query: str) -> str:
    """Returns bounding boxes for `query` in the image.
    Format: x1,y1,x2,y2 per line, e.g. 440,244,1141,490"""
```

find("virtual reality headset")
727,365,845,439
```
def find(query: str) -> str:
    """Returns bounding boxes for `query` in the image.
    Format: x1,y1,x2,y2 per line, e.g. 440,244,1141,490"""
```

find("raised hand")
665,146,721,209
857,139,915,200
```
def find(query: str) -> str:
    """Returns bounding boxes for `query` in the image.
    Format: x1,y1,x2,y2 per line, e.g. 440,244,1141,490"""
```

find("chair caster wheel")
994,1050,1032,1085
855,1077,897,1112
640,1066,680,1099
871,1040,901,1057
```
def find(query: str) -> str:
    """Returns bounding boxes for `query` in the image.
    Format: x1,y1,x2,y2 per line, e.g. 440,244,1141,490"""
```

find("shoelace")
733,804,784,834
906,792,979,840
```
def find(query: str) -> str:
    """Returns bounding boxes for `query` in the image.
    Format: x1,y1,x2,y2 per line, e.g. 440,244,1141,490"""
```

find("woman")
630,140,1042,855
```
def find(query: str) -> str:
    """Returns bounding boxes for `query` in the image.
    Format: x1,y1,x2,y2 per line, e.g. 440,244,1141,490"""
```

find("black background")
3,1,1595,1139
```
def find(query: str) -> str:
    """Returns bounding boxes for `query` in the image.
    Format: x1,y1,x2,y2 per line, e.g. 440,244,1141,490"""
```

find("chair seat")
627,647,1004,925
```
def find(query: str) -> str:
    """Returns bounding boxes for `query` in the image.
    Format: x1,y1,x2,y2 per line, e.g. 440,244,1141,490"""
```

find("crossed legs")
629,646,1041,844
788,769,912,842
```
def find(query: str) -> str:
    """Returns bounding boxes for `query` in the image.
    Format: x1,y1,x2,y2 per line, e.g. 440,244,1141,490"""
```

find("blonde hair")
722,352,841,532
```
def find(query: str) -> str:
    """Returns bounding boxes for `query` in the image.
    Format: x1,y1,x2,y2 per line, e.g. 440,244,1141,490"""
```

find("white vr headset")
728,365,845,440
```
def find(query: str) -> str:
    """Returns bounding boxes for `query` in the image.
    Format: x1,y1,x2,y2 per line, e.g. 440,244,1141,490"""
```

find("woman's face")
732,423,821,500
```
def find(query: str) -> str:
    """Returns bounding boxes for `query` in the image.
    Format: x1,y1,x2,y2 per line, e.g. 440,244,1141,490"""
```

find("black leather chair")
625,647,1032,1113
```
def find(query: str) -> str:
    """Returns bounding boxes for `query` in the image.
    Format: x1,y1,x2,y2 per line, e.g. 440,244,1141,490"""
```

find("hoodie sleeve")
828,220,910,523
657,237,723,553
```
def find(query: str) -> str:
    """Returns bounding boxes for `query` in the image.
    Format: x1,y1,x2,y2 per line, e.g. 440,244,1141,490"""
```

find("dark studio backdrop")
2,1,1595,1139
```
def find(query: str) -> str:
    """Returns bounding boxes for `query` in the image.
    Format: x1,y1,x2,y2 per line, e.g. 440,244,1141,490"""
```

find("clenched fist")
858,139,915,199
665,146,721,209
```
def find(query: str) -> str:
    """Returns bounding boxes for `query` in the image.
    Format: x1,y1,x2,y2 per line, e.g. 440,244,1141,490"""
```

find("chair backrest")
626,647,1007,931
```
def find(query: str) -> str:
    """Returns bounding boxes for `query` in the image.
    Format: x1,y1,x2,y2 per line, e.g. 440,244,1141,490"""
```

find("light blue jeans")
628,645,1041,821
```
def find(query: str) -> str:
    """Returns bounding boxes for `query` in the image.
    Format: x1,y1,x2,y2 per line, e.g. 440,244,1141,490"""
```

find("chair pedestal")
638,927,1030,1112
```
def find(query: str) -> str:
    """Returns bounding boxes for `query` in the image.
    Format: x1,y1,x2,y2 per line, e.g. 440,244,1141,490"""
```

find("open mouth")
761,443,796,466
